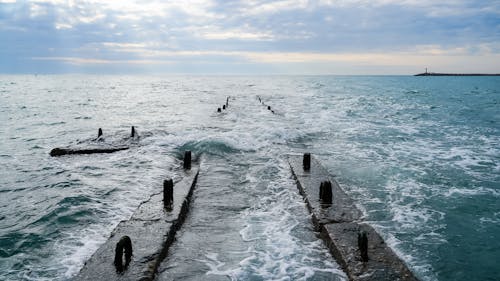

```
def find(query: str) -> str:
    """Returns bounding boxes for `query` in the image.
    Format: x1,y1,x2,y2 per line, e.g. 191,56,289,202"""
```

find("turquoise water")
0,75,498,280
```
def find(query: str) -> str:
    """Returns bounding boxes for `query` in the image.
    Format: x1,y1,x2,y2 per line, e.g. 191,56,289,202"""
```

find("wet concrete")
289,156,362,225
50,147,129,157
289,154,419,281
322,223,418,281
74,167,199,281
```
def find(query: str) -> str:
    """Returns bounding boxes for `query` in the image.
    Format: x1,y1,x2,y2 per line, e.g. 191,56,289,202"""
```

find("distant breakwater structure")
415,70,500,76
51,99,419,280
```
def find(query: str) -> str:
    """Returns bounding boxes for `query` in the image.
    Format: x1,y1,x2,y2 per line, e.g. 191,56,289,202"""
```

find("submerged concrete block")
50,147,129,157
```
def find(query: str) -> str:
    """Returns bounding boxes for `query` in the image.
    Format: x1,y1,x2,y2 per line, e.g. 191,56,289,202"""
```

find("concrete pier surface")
50,146,129,157
289,154,419,281
74,166,199,281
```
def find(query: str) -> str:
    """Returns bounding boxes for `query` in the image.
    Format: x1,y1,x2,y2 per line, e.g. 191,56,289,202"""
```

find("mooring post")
358,231,369,262
131,126,135,138
319,180,333,204
226,97,229,107
114,236,133,272
217,107,221,112
98,128,103,138
183,151,192,169
303,153,311,170
163,179,174,207
223,105,226,110
268,106,271,110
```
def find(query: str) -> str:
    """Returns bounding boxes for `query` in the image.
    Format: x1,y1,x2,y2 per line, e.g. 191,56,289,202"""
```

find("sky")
0,0,499,74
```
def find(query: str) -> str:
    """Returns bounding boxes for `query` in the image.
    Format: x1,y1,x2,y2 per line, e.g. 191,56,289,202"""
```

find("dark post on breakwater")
289,153,419,281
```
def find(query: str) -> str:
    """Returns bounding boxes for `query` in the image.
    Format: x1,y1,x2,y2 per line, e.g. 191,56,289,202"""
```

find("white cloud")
54,22,72,29
238,0,310,15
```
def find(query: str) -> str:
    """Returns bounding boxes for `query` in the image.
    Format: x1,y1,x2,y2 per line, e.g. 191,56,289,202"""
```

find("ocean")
0,75,498,281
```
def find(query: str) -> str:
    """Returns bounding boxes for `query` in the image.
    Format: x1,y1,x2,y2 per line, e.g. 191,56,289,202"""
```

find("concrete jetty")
289,154,419,281
74,165,199,281
50,147,129,157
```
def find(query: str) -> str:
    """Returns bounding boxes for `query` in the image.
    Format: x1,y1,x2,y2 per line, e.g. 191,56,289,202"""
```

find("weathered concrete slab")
289,154,419,281
288,155,362,225
322,223,418,281
74,167,199,281
50,147,129,157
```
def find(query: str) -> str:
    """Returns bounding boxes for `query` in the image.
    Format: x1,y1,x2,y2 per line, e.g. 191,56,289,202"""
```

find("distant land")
415,72,500,76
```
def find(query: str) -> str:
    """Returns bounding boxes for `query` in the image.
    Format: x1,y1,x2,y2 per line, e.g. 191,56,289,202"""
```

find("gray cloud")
0,0,499,73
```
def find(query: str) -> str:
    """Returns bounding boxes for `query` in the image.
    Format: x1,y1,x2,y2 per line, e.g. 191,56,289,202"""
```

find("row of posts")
97,126,136,139
163,150,191,208
217,97,230,112
302,152,369,262
257,95,275,114
114,150,192,273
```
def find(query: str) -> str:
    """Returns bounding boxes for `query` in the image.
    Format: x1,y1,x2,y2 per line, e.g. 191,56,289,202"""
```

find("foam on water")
1,75,499,281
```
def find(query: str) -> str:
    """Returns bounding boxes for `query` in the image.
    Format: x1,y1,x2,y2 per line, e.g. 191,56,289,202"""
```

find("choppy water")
0,75,498,281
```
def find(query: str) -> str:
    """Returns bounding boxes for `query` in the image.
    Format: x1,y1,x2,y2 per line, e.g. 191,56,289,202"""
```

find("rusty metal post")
163,178,173,207
319,180,333,204
358,231,368,262
303,153,311,170
183,151,191,169
114,236,133,272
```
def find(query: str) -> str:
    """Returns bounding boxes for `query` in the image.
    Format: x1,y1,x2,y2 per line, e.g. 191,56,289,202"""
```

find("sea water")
0,75,498,281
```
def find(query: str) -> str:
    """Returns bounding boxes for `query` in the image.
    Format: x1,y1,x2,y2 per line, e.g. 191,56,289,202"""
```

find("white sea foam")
2,75,498,281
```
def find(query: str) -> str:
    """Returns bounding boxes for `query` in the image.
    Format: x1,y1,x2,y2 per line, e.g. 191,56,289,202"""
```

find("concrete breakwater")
50,146,129,156
50,127,137,157
289,154,419,281
415,72,500,76
74,157,199,281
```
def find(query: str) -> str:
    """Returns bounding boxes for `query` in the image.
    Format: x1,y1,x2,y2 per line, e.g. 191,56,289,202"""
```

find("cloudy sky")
1,0,499,74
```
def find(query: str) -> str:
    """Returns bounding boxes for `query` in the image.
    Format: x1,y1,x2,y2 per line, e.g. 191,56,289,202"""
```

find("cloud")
0,0,499,74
